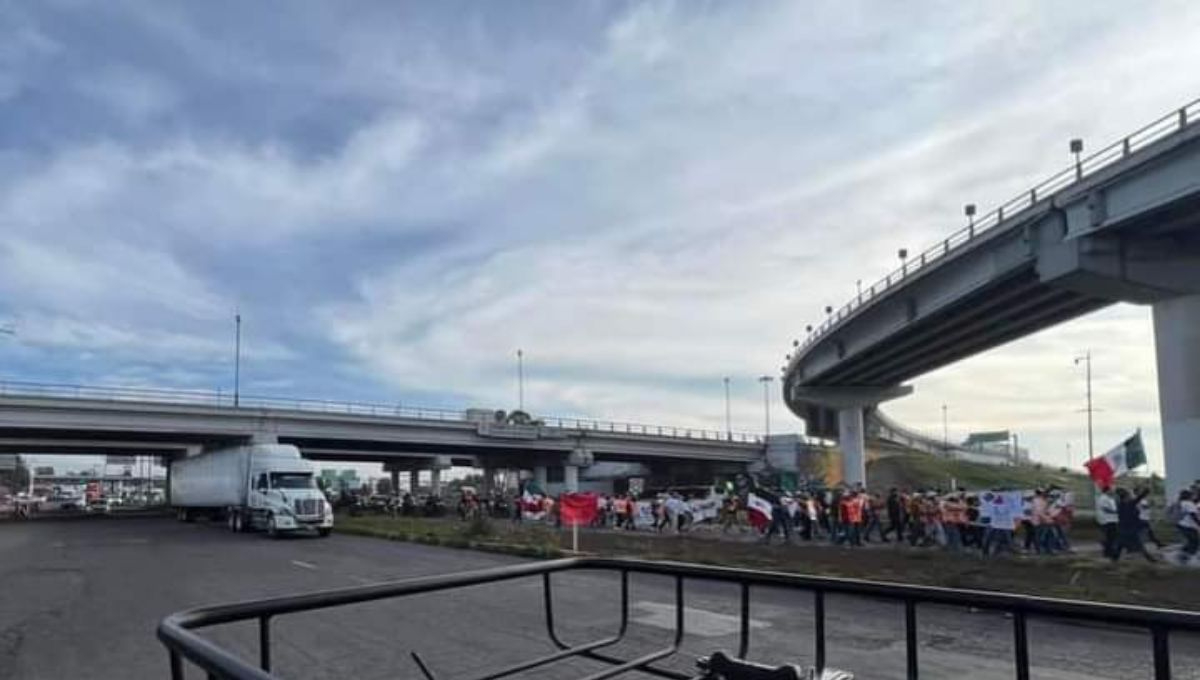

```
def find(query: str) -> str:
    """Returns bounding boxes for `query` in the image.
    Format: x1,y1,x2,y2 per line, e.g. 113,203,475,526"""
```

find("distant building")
319,468,360,493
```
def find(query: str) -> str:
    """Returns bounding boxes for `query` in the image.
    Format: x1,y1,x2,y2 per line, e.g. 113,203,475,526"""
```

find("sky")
2,1,1199,475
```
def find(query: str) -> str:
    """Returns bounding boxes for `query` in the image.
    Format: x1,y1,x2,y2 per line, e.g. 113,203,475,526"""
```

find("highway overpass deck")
0,381,767,469
782,98,1200,493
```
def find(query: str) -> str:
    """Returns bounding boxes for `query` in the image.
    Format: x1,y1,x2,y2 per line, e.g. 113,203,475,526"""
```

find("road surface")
0,517,1197,679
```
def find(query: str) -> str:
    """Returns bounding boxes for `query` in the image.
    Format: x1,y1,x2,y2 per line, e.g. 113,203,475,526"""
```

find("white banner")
980,491,1023,531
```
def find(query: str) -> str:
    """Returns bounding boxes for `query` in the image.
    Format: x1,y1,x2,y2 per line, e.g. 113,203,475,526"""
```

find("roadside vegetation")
335,513,1199,611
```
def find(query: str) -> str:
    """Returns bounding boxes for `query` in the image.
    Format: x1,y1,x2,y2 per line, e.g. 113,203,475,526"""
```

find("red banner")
559,492,599,527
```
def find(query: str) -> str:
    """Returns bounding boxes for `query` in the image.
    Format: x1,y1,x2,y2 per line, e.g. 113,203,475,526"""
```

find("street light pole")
758,376,773,439
233,313,242,407
723,377,732,440
516,349,525,411
1074,350,1094,463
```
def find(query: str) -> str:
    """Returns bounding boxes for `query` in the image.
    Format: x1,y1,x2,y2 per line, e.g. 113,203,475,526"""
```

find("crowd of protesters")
737,484,1076,557
451,477,1200,566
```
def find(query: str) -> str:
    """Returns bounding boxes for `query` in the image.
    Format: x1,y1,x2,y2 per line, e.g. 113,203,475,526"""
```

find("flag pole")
572,522,579,553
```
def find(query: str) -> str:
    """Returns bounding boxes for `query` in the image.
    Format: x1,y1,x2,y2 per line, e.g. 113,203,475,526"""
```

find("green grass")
335,514,565,558
869,453,1097,497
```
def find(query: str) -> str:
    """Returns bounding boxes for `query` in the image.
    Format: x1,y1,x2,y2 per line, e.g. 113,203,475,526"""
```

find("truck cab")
242,458,333,537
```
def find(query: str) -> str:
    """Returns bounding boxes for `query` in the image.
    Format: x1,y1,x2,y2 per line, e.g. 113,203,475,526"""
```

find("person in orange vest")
940,492,966,552
839,491,864,547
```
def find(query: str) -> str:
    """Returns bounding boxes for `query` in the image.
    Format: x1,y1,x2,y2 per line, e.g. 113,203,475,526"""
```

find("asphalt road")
1,517,1197,680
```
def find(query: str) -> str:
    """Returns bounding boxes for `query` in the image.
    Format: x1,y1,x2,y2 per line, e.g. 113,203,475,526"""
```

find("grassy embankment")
336,512,1199,611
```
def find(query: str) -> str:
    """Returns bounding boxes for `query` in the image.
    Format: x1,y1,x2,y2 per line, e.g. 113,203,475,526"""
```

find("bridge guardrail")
789,97,1200,369
0,380,765,444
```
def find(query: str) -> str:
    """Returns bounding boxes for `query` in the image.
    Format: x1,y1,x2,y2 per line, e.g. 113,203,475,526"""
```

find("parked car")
86,497,112,514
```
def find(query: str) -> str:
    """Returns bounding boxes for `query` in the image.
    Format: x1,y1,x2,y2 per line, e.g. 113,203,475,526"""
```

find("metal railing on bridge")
0,380,764,444
791,97,1200,365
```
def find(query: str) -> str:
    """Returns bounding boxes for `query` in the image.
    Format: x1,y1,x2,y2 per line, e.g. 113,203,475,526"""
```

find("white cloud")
2,2,1199,474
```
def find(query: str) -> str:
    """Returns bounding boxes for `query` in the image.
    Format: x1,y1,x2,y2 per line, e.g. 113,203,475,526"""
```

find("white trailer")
170,444,333,537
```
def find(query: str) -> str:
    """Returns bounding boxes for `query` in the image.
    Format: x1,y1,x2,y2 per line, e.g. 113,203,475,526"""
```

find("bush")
464,516,494,539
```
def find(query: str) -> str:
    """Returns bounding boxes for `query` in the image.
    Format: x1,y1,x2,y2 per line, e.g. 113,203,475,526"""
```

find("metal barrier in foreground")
158,557,1200,680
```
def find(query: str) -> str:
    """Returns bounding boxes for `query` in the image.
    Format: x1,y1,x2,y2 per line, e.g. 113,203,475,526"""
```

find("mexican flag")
1084,431,1147,488
746,493,772,531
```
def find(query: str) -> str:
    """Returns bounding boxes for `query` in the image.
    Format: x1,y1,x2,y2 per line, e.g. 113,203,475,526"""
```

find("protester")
1096,486,1119,559
1175,489,1199,565
1137,496,1166,549
1111,487,1156,563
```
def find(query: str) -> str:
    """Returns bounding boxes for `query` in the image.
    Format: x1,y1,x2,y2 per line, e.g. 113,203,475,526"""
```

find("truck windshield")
270,473,316,489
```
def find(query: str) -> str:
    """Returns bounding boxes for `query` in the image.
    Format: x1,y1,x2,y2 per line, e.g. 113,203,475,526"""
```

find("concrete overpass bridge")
784,98,1200,496
0,381,766,495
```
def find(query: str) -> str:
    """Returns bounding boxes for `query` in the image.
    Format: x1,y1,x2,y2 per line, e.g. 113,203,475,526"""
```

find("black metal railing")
158,557,1200,680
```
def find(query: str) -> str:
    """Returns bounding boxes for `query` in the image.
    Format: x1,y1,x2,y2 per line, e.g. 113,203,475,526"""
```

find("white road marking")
348,575,377,585
632,601,770,637
50,541,66,548
290,560,318,570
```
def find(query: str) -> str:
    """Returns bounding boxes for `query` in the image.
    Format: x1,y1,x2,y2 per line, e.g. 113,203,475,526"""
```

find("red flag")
559,492,599,527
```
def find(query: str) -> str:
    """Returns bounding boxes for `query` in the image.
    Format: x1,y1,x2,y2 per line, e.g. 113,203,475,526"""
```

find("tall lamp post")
722,377,732,440
516,349,525,411
1074,351,1095,464
758,376,774,439
233,313,242,407
941,404,949,450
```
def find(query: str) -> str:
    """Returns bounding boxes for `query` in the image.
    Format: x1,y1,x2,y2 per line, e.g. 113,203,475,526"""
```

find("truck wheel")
234,512,245,533
318,528,332,538
227,511,237,532
267,514,279,538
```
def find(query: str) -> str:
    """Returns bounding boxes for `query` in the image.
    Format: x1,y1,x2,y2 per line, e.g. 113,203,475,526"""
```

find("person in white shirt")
1137,497,1166,548
1175,490,1199,564
1095,487,1119,559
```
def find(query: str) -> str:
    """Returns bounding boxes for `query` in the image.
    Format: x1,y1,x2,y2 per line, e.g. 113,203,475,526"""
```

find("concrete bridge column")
481,466,494,496
429,455,452,497
791,385,912,488
1154,292,1200,499
534,465,548,491
838,407,866,487
564,447,593,494
390,469,400,496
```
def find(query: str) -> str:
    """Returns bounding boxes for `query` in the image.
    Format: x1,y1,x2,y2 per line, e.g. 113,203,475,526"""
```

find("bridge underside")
811,268,1110,387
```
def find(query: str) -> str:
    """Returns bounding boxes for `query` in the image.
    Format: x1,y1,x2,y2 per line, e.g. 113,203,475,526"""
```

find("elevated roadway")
0,382,765,493
784,98,1200,494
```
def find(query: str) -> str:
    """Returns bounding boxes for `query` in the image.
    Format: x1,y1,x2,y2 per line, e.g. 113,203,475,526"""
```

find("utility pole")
941,403,948,450
233,313,242,407
516,349,525,411
1074,351,1094,463
758,376,774,439
723,377,732,440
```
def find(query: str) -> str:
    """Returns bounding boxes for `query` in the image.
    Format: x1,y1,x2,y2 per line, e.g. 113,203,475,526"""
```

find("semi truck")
170,444,333,537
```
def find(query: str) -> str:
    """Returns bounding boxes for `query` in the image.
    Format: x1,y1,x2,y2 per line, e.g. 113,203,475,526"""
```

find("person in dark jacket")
1112,487,1157,563
883,488,904,542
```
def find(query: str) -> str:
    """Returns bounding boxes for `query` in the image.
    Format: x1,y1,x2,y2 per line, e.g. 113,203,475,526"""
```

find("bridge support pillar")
791,385,912,487
838,407,866,487
563,465,579,493
430,468,442,497
534,465,548,491
481,466,494,496
390,469,400,497
1154,292,1200,500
